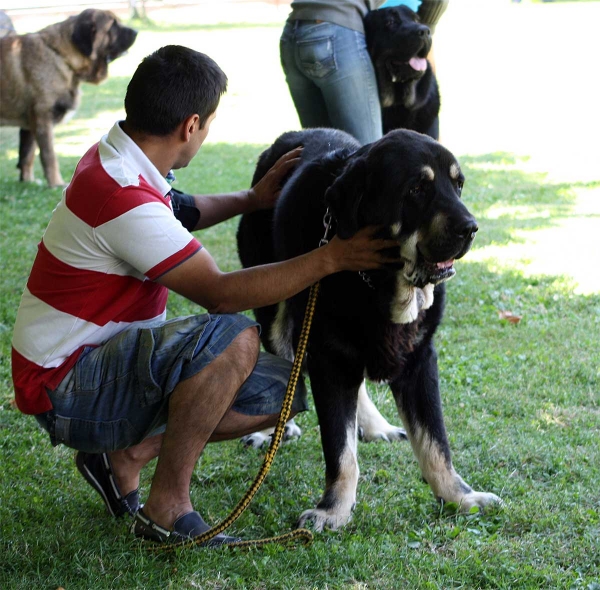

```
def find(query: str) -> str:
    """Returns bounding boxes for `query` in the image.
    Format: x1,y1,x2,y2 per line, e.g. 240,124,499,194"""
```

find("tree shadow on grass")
459,152,599,250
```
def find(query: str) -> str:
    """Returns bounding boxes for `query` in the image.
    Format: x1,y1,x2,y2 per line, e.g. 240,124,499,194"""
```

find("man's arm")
157,227,398,314
173,147,303,231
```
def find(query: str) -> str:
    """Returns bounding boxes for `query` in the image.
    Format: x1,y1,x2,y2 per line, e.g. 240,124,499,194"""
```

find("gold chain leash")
147,281,321,553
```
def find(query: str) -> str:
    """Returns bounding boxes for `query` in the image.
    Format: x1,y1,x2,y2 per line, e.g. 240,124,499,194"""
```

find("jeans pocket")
297,35,337,79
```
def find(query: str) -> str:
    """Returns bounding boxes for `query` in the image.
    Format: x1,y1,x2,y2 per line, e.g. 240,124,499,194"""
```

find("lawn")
0,1,599,588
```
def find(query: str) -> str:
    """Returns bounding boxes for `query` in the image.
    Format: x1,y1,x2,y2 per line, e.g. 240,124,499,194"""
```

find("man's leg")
107,434,163,502
40,314,306,539
110,346,307,507
107,406,289,499
135,326,259,529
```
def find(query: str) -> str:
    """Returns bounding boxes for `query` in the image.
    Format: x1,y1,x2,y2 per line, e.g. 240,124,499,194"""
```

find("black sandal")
75,452,139,517
132,508,241,547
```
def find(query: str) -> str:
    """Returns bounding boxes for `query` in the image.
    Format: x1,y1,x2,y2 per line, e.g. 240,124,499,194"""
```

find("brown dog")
0,9,137,187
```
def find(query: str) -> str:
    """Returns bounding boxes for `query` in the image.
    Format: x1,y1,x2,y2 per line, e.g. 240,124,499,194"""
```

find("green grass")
1,4,600,589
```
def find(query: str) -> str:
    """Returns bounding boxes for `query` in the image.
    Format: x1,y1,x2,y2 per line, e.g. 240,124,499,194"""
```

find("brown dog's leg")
17,129,37,182
33,117,64,187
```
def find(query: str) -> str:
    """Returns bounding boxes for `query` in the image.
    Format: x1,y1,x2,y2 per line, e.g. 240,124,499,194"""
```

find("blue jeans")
35,314,308,453
280,19,382,145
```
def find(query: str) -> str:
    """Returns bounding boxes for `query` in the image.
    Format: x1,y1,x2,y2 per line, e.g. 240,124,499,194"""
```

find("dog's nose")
418,25,431,38
455,219,478,241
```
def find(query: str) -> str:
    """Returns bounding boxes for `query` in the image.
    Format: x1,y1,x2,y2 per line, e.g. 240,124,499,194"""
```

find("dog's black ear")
71,10,97,57
325,157,367,239
384,8,403,30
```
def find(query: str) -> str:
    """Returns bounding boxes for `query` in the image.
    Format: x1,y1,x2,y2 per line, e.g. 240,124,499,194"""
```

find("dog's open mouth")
425,259,456,284
404,255,456,288
386,56,428,83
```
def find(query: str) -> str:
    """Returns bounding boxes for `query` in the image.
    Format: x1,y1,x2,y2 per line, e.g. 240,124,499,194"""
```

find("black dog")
237,128,501,531
365,5,440,137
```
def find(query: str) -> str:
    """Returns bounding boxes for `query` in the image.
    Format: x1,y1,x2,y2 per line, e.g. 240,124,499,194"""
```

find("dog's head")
325,130,477,321
70,9,137,83
364,5,432,108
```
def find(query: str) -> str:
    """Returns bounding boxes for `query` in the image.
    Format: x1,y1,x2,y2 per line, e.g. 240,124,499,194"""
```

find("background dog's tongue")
409,57,427,71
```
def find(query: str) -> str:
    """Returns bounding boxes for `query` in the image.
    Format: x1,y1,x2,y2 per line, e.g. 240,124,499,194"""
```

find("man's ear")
182,114,200,141
324,156,367,239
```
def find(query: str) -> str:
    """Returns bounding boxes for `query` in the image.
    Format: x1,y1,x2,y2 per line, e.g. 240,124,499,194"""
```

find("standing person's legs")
317,25,382,144
280,20,382,145
280,20,332,129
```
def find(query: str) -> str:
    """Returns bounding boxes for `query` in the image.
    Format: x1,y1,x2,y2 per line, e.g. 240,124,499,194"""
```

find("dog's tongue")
436,260,454,269
409,57,427,71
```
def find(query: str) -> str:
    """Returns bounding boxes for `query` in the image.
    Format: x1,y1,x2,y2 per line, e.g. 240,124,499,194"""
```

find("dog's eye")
385,14,402,30
456,180,464,196
409,184,422,197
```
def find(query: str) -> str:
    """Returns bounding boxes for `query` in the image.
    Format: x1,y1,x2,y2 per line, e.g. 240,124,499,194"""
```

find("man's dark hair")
124,45,228,135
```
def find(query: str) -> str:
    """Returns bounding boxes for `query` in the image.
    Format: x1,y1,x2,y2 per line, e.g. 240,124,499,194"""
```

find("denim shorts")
35,314,308,453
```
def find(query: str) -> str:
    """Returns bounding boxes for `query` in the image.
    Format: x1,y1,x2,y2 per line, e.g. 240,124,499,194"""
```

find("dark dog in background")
365,4,440,137
0,9,137,187
237,128,501,531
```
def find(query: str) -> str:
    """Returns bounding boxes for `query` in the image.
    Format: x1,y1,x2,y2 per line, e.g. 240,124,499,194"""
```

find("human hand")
325,226,401,273
248,146,303,210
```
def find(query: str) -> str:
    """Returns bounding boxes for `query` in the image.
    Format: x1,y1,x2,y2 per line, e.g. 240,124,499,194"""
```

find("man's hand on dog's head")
247,146,303,211
326,226,401,273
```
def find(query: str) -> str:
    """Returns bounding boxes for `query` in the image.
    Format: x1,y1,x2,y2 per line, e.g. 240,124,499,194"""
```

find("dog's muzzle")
404,222,478,288
403,255,455,288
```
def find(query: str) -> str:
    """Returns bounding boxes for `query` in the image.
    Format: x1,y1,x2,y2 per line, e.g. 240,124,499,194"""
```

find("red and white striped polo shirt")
12,122,202,414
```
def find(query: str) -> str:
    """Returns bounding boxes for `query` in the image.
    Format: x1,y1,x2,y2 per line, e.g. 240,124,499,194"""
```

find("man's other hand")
248,146,303,210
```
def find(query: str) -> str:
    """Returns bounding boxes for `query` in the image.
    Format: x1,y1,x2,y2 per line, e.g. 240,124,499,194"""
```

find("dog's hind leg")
298,360,362,531
240,419,302,449
357,381,407,442
17,129,37,182
390,342,502,512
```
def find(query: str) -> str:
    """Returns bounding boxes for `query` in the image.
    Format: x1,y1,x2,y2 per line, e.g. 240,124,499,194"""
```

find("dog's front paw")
297,507,353,532
458,491,503,512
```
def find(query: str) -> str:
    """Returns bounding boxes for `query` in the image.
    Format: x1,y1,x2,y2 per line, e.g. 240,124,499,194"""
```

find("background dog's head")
69,9,137,83
365,5,432,108
325,130,477,292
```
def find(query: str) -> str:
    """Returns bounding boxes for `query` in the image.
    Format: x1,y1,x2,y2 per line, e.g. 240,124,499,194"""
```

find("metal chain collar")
318,207,375,289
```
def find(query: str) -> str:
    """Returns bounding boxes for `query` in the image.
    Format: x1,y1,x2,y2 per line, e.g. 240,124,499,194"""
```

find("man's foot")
75,452,139,517
132,508,241,547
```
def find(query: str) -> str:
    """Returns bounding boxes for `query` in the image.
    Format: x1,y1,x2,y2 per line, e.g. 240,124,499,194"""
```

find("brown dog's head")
325,130,477,322
70,9,137,83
